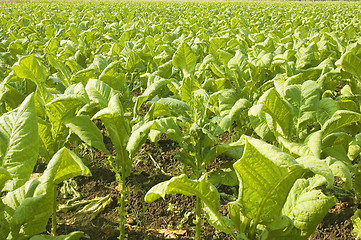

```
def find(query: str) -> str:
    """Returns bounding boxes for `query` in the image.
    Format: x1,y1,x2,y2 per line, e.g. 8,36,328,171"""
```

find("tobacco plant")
0,94,90,240
130,42,245,239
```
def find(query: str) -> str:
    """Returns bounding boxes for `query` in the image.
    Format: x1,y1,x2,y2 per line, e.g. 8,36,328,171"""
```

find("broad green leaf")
127,117,182,156
209,162,238,187
305,130,322,158
220,98,250,130
180,76,200,103
93,95,130,156
270,176,337,240
99,62,126,91
234,137,303,225
2,148,90,239
38,117,57,159
47,54,71,86
127,121,154,157
322,110,361,136
285,80,320,130
0,94,39,192
85,79,117,109
339,51,361,80
63,115,109,154
261,88,293,138
157,98,190,116
153,117,183,142
327,157,352,190
316,98,338,126
277,137,312,157
0,83,25,110
134,77,170,113
172,41,197,74
70,68,97,86
12,55,48,83
2,179,55,239
349,133,361,161
248,104,275,142
144,102,171,121
145,174,233,234
295,156,333,187
30,232,84,240
228,50,248,72
42,147,91,185
46,95,88,139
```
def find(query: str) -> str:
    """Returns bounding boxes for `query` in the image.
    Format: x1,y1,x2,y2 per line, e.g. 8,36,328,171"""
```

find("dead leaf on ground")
149,229,187,239
29,173,43,180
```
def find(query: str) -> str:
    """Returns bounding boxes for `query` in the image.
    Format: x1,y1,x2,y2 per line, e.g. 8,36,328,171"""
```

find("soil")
47,137,358,240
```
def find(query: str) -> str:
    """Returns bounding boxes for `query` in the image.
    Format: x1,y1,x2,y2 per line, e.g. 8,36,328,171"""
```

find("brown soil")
51,139,357,240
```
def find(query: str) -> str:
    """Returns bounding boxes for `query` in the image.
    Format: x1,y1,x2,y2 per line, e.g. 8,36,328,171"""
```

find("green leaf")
12,55,48,83
157,98,190,117
285,80,320,130
234,137,303,225
85,79,117,109
248,104,275,142
322,110,361,136
0,168,11,191
93,95,130,156
339,51,361,80
272,176,337,239
2,179,55,239
126,121,154,157
316,98,338,126
134,77,170,114
209,162,238,187
295,156,333,188
63,115,109,154
261,88,293,138
0,83,25,110
352,209,361,240
327,157,352,190
172,41,197,74
277,137,312,157
2,148,89,239
220,98,251,131
42,147,91,185
0,94,39,192
47,54,71,86
180,76,200,103
145,174,233,234
46,95,88,140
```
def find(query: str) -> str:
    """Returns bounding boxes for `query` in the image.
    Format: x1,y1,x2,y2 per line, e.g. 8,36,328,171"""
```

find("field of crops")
1,1,361,239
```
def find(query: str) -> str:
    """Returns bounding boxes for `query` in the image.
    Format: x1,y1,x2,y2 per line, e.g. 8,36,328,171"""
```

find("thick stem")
51,185,57,236
118,160,127,240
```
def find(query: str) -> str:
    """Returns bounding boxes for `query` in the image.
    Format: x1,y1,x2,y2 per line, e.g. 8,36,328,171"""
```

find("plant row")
1,1,361,240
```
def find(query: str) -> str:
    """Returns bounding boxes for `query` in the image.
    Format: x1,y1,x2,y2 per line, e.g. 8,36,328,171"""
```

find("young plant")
87,78,145,240
130,42,245,239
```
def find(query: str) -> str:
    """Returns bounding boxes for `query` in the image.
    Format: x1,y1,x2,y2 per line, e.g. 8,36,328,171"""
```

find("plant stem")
118,168,127,240
194,195,202,240
51,185,57,236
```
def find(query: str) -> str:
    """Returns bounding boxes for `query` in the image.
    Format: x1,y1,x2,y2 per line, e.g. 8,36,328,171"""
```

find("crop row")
1,1,361,240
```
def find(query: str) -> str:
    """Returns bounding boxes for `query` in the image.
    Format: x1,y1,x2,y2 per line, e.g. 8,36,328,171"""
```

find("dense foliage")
1,1,361,239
